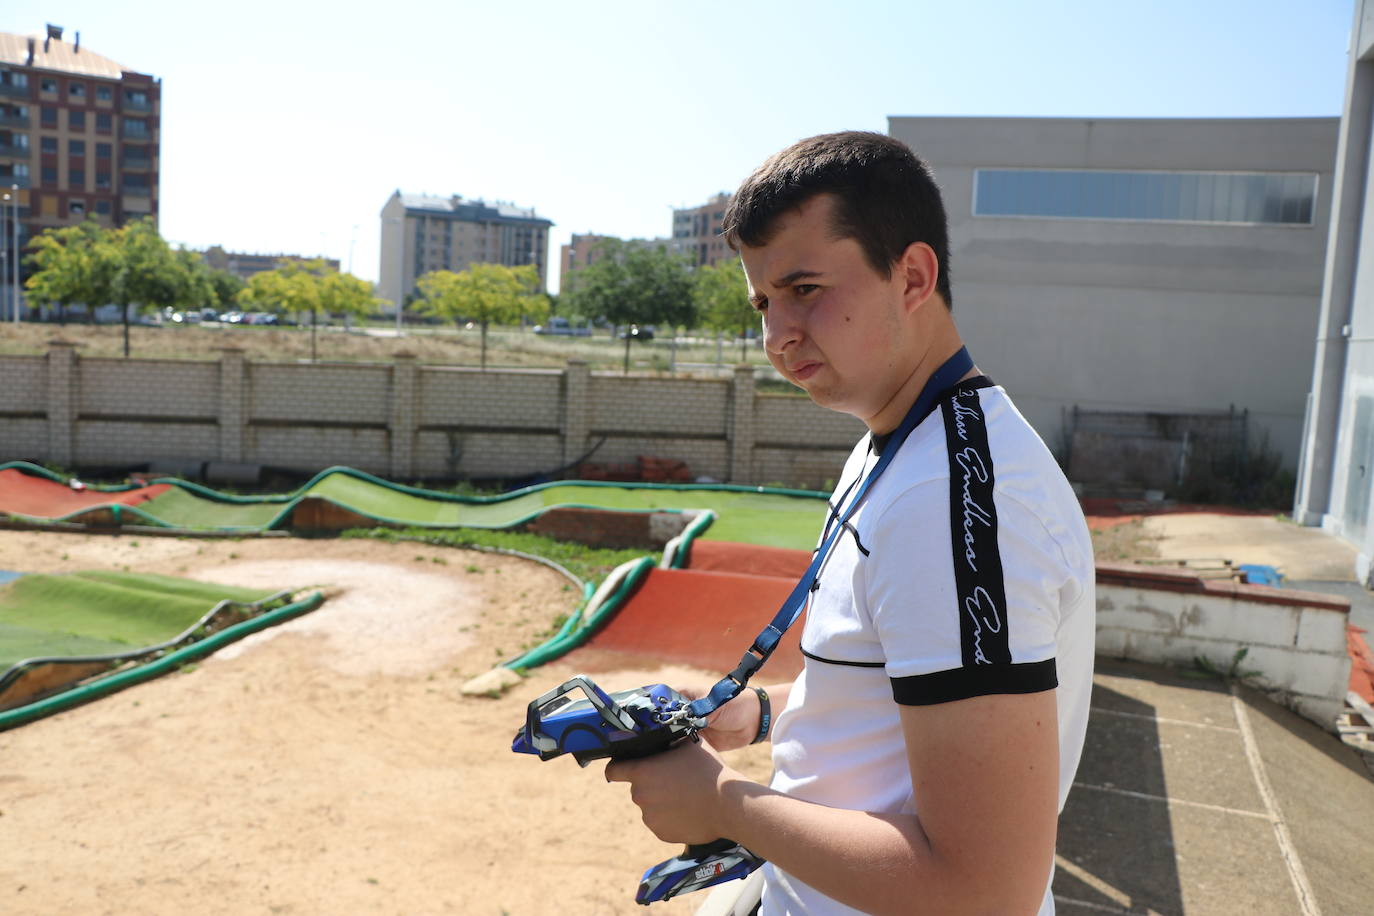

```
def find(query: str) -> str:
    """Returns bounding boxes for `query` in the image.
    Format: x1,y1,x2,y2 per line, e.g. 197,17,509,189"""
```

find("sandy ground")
0,532,773,915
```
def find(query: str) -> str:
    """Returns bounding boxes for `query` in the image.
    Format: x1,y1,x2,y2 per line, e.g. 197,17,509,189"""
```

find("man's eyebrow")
772,269,823,287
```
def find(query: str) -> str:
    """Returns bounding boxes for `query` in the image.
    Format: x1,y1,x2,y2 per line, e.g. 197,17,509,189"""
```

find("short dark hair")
722,131,952,308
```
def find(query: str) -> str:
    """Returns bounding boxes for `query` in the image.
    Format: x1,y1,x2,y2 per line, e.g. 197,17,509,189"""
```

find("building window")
41,107,56,127
69,168,84,187
69,81,86,99
40,78,56,93
123,118,148,138
96,142,111,158
972,169,1318,226
95,172,111,189
69,139,86,156
122,173,149,190
95,199,111,214
41,136,56,153
41,166,56,185
96,85,112,102
0,69,29,90
125,90,149,107
69,110,85,130
96,112,112,131
69,199,85,216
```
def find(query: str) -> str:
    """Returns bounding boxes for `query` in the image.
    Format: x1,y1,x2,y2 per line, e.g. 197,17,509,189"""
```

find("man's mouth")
789,361,821,381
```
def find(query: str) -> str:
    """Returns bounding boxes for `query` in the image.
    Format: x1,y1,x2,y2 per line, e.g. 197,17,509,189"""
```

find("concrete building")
558,232,673,294
378,191,552,312
671,192,734,267
0,24,161,298
201,246,340,283
1295,0,1374,582
888,116,1337,485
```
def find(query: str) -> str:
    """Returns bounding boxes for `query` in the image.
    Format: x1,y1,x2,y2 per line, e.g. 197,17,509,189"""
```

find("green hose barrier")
0,591,324,731
661,510,718,569
502,557,655,670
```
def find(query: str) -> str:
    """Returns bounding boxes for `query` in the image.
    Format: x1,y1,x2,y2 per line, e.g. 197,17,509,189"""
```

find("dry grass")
1089,517,1162,562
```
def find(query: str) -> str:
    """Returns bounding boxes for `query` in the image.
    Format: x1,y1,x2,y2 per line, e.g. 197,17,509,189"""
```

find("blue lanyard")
687,347,974,718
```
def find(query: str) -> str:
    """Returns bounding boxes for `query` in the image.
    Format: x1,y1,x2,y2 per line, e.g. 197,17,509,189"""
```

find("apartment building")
0,24,161,282
201,245,340,282
671,192,733,267
378,191,552,311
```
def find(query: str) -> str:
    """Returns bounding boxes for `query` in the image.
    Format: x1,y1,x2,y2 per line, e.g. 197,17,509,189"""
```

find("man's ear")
897,241,940,313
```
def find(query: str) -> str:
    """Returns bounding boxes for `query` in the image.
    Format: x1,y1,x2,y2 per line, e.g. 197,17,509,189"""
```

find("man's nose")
764,303,801,354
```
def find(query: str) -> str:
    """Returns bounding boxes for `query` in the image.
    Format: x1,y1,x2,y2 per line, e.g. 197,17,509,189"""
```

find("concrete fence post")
563,359,591,467
729,364,756,484
390,351,418,480
46,339,77,467
218,347,246,463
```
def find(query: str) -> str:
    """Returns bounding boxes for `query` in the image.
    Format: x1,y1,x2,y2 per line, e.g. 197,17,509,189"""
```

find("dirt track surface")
0,532,772,915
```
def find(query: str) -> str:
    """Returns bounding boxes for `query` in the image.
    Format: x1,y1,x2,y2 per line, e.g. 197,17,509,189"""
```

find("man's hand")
676,682,783,752
604,738,744,846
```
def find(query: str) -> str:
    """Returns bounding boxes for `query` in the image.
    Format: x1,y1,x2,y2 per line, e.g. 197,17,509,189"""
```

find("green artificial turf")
0,621,130,670
0,571,277,669
135,487,288,529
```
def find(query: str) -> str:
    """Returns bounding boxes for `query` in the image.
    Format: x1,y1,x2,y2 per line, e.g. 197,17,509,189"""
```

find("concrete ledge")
1096,562,1352,732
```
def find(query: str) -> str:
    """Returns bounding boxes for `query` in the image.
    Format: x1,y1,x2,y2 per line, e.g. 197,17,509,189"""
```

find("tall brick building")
0,24,161,290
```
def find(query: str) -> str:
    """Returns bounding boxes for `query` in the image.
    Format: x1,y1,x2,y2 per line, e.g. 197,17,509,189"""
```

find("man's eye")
795,284,819,296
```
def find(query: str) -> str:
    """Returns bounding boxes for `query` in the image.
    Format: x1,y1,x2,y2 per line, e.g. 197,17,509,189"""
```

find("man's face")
740,194,910,429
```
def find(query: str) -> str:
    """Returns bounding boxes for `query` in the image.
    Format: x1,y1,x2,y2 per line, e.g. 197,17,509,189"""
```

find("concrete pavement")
1056,657,1373,915
1057,513,1373,915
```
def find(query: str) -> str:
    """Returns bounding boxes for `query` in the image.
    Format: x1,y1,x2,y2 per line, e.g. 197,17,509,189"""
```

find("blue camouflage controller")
511,675,765,904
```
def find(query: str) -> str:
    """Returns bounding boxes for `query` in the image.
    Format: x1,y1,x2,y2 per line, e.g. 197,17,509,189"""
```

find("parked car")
619,324,655,340
533,317,593,336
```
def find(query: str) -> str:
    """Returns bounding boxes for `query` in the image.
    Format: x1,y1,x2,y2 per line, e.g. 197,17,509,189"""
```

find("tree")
693,258,756,362
24,219,105,325
238,258,380,361
25,217,206,356
565,240,696,373
415,263,549,369
206,268,245,314
103,218,187,357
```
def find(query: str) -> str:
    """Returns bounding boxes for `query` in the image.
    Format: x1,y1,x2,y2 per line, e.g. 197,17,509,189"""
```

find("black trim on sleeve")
890,659,1058,706
800,647,887,668
942,381,1011,667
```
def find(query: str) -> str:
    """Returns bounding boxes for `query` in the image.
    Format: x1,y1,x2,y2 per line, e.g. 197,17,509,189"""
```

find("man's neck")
865,329,972,435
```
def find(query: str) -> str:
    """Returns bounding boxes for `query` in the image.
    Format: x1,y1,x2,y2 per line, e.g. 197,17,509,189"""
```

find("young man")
606,132,1095,915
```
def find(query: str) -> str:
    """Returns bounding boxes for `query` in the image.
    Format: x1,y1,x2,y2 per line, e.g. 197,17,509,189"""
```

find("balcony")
121,184,151,198
0,112,29,129
0,173,31,189
0,143,30,159
122,154,151,170
122,97,152,113
0,82,28,99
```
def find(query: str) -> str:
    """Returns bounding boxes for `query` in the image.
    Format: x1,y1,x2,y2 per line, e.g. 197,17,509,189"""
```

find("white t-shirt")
761,378,1096,916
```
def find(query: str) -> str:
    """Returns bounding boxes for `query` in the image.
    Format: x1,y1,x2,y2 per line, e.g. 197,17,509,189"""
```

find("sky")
2,0,1358,291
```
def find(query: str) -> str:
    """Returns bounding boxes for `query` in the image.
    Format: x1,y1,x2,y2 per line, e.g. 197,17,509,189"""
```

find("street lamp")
9,183,16,324
0,191,9,322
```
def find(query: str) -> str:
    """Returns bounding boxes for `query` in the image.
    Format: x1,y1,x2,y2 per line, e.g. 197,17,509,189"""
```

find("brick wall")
0,343,860,487
0,354,47,458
